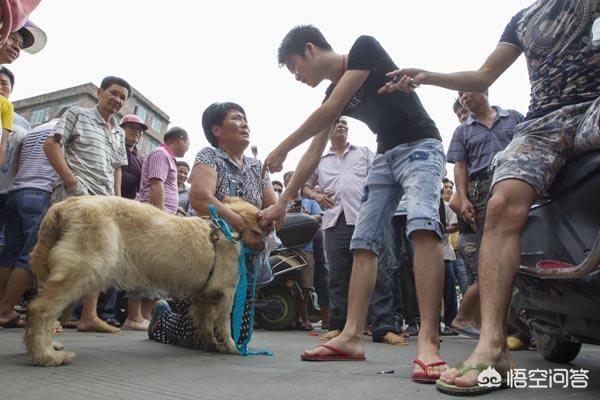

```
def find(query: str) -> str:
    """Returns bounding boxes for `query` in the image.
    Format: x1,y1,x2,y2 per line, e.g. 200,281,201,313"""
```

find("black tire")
533,330,582,363
255,287,297,331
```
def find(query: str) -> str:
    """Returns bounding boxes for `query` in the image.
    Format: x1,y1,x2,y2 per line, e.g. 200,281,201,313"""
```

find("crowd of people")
0,0,598,396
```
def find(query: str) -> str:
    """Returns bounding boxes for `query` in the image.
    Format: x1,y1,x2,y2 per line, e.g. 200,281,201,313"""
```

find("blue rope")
208,204,272,356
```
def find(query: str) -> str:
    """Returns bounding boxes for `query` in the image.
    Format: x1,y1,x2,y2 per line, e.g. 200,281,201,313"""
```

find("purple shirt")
121,146,144,200
305,144,373,230
447,106,523,179
137,144,178,214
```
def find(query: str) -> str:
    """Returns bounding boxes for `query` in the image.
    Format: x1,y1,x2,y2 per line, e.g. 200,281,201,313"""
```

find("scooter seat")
546,150,600,198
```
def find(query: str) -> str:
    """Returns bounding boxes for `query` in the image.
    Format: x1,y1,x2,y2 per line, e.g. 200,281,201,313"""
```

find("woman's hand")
258,200,287,230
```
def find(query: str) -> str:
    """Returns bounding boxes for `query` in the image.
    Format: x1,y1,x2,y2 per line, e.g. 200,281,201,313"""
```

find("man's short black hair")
452,98,463,112
0,66,15,89
201,102,246,148
164,127,188,144
278,25,332,67
176,160,190,170
100,76,132,99
272,180,283,187
442,177,454,186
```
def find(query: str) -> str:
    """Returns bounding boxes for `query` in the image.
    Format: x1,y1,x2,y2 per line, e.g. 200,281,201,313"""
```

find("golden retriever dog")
25,195,262,367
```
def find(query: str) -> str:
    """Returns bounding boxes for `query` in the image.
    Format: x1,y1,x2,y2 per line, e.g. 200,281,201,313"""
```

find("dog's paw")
52,341,64,351
216,337,239,354
31,350,76,367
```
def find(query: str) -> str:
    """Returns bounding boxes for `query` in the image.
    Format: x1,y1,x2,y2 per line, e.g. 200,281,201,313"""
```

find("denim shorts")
0,189,52,270
350,138,445,256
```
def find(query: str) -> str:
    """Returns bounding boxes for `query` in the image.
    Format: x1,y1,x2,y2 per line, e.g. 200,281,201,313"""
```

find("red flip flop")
412,358,448,383
301,344,366,361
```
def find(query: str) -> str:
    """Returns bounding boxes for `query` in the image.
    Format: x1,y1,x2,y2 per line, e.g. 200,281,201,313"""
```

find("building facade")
13,83,169,156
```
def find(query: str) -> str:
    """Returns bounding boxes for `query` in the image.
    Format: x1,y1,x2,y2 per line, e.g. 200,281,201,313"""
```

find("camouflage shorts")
492,97,600,194
50,177,90,204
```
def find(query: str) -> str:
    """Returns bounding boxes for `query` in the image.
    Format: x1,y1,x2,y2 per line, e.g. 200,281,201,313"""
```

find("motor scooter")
254,212,321,330
515,150,600,362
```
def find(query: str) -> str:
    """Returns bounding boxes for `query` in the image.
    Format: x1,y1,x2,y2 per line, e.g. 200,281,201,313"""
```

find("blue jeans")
325,214,398,341
0,193,7,247
449,258,469,294
386,215,419,325
351,139,445,255
0,189,51,270
443,261,458,326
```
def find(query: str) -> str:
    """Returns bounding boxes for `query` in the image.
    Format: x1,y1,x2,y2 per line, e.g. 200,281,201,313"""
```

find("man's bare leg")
452,282,480,330
0,267,12,300
441,179,537,387
411,230,447,376
141,298,157,320
76,291,120,333
0,269,33,324
302,249,377,357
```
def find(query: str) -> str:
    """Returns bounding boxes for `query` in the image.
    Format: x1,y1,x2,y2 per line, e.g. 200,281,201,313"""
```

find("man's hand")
262,147,287,177
242,228,265,251
314,192,335,209
63,174,78,192
258,200,287,230
378,68,427,94
460,198,476,226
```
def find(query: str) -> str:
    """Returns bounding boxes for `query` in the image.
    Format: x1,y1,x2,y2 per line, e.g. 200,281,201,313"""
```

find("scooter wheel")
533,331,582,363
255,287,297,331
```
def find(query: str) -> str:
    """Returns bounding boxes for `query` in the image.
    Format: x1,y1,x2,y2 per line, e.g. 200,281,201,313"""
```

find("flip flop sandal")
449,325,480,339
435,362,508,396
301,344,366,361
1,315,25,328
412,358,448,383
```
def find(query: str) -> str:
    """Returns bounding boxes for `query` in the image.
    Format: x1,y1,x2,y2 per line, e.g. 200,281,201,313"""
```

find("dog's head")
223,197,264,234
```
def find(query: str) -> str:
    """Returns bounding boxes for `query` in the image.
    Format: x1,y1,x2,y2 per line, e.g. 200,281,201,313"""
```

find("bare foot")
0,311,23,326
76,317,120,333
440,346,516,388
413,338,448,378
302,331,364,358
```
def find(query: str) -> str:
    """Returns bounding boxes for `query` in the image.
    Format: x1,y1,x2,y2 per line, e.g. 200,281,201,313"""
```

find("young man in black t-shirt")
381,0,599,394
259,25,448,381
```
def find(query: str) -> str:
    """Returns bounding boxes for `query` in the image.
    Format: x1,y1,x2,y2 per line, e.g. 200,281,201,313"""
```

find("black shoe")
440,327,458,336
404,323,420,337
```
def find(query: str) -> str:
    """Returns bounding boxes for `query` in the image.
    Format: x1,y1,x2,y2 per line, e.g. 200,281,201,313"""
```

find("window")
135,104,148,122
56,102,74,117
30,108,47,125
151,117,162,133
143,134,160,152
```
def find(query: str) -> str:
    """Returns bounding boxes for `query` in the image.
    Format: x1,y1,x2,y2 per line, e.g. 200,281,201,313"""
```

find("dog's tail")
30,199,71,284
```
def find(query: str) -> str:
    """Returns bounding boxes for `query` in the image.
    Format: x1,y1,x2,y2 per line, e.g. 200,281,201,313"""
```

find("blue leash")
208,204,272,356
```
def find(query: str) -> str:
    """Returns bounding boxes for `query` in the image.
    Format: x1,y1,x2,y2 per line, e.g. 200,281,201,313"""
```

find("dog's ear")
224,197,263,234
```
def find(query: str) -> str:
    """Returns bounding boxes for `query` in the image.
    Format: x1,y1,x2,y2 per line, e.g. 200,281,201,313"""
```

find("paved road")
0,328,598,400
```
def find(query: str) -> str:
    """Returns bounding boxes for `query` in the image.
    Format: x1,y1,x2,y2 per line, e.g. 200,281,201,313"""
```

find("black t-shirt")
324,36,440,154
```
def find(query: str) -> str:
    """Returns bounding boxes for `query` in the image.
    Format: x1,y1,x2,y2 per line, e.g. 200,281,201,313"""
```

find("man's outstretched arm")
259,124,333,228
378,44,522,94
263,69,370,175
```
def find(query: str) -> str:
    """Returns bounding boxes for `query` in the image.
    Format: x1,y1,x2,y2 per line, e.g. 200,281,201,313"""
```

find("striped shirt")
137,144,178,214
11,119,59,193
52,106,127,196
0,114,29,194
305,144,373,230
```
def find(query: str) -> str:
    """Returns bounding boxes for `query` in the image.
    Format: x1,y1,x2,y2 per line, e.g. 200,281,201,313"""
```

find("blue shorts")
350,139,445,256
0,189,51,270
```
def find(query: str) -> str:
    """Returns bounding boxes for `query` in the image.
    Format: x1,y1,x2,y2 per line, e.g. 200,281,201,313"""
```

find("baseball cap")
18,20,46,54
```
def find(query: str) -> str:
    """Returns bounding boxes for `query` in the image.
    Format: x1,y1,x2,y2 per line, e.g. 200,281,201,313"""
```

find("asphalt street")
0,328,598,400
